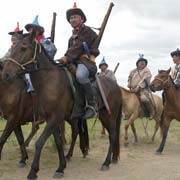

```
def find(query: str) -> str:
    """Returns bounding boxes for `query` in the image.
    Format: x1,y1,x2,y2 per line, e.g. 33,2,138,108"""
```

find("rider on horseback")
98,56,117,82
127,54,155,119
58,3,99,120
170,48,180,89
0,22,23,62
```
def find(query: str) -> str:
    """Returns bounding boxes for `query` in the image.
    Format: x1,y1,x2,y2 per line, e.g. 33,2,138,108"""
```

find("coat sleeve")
65,25,99,62
137,68,152,88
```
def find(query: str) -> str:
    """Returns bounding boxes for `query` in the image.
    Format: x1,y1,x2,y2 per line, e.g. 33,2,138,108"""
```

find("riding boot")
143,101,155,120
82,82,97,119
71,84,85,119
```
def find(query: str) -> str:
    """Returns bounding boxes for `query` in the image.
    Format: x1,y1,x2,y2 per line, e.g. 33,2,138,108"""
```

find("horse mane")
119,85,133,93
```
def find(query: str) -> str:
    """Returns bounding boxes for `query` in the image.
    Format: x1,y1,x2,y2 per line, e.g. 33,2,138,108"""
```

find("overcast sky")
0,0,180,87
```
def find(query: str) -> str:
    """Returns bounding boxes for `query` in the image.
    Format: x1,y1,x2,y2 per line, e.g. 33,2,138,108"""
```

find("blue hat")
170,48,180,57
25,15,44,34
99,56,108,68
136,54,148,66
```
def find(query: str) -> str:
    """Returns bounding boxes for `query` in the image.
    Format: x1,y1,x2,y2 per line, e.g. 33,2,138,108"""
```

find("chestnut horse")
2,32,122,179
150,68,180,153
120,86,163,146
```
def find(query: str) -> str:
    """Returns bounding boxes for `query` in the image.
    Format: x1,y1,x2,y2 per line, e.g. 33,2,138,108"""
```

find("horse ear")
167,67,171,74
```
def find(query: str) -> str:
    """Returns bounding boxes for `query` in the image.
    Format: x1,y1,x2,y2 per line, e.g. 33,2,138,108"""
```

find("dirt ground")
1,121,180,180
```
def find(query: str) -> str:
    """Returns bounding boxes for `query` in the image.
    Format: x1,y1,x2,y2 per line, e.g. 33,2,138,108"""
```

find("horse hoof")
111,159,118,164
53,172,64,178
155,151,162,155
27,178,37,180
100,165,109,171
65,156,71,162
17,162,26,168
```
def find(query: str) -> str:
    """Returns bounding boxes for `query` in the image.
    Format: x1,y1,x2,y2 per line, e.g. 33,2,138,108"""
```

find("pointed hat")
66,2,86,23
8,22,23,35
99,56,108,68
25,15,44,34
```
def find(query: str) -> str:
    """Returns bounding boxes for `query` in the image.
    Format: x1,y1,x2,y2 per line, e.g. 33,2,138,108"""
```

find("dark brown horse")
0,60,88,166
2,32,122,179
0,62,33,166
150,68,180,153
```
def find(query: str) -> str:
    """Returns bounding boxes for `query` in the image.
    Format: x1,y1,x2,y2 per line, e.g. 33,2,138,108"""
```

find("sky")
0,0,180,87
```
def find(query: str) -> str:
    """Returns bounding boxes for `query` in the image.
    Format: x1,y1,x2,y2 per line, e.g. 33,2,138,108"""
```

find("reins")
6,40,41,71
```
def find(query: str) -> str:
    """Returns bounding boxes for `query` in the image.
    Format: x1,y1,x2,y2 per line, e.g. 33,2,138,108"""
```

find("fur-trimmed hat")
170,48,180,57
8,22,23,35
99,56,108,68
25,15,44,34
66,2,87,23
136,54,148,66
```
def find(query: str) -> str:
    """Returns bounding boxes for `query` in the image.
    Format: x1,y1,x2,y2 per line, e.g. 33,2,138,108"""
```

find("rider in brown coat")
59,3,100,119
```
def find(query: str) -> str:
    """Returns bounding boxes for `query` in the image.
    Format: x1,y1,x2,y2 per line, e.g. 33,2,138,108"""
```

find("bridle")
6,40,41,71
153,75,173,89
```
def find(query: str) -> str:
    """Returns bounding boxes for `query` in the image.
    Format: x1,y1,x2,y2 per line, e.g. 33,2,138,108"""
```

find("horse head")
2,31,40,81
150,68,171,92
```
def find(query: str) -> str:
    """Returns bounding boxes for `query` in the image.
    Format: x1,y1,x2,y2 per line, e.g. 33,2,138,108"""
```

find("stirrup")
84,105,97,119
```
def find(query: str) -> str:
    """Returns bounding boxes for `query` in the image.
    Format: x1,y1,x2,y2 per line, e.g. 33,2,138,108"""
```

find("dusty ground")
0,120,180,180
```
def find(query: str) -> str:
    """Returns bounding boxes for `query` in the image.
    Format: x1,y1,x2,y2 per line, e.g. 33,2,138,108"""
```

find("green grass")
0,117,180,153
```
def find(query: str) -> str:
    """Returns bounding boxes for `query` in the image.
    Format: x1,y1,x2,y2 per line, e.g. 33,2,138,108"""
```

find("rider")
24,15,57,92
127,54,155,119
170,48,180,88
0,22,23,62
98,56,117,82
58,2,100,119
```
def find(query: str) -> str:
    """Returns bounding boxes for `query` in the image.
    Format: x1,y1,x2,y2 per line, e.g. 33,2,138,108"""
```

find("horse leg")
112,109,121,164
65,120,78,161
24,122,39,147
0,119,16,160
101,126,106,136
78,118,89,157
27,120,59,180
59,121,66,145
53,126,66,178
130,122,138,143
124,115,136,146
156,118,170,154
14,125,28,167
151,120,159,142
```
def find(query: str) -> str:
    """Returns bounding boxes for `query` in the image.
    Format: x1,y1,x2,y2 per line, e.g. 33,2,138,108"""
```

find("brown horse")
2,32,122,179
0,60,88,166
0,62,33,166
119,86,163,145
150,68,180,153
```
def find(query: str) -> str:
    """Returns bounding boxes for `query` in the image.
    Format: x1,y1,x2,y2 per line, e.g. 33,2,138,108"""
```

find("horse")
2,32,122,179
0,61,34,166
0,61,89,164
119,86,163,146
150,68,180,153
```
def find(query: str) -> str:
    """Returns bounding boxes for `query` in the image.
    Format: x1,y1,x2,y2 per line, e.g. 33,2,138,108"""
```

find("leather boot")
82,82,96,119
143,101,155,120
83,83,96,119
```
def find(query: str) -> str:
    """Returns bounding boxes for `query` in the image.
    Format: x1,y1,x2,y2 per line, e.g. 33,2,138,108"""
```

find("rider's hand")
59,56,68,64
